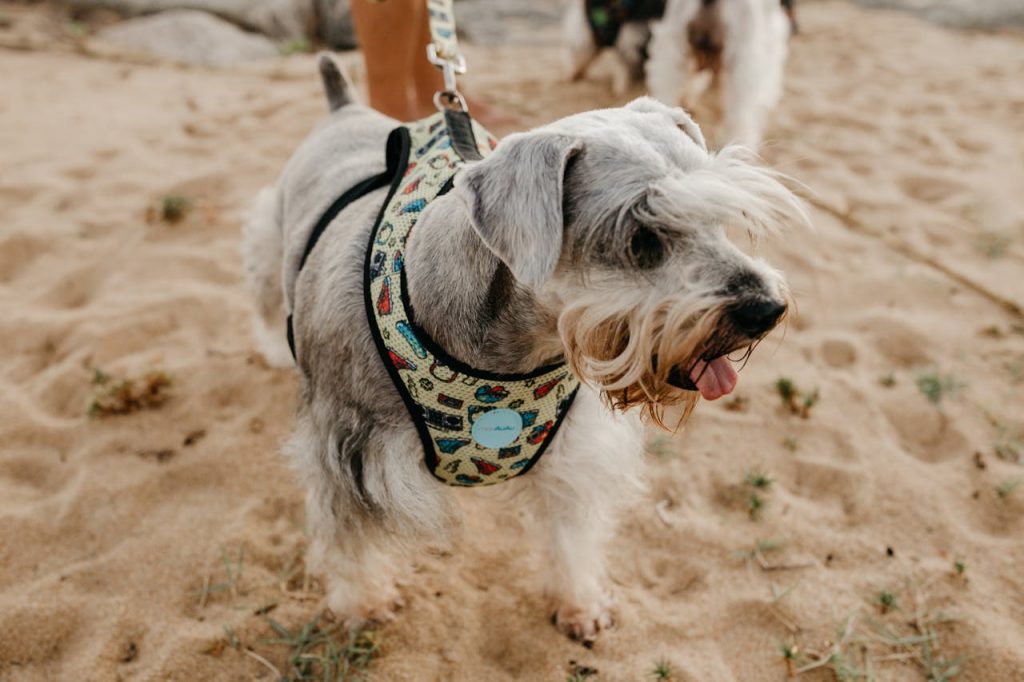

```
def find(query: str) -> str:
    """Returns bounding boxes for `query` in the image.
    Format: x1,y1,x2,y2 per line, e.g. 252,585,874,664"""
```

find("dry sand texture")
1,1,1023,680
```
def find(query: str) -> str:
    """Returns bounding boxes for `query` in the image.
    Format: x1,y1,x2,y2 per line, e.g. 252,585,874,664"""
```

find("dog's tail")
318,53,355,112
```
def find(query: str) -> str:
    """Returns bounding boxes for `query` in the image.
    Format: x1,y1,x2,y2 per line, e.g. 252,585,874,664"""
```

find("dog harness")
289,111,580,487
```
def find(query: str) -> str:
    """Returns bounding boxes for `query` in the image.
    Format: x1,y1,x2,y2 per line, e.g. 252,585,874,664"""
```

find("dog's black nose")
730,300,787,337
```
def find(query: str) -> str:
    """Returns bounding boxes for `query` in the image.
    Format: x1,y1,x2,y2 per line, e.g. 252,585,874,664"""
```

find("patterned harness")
289,111,580,487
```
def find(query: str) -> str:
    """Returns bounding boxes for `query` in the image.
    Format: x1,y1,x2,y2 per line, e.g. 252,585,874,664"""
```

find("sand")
1,1,1023,680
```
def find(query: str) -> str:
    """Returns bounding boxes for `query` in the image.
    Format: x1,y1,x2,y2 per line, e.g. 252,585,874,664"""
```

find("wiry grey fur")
242,55,806,639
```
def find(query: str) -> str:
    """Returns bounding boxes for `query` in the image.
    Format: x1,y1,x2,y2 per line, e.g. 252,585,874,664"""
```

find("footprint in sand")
964,486,1024,539
634,552,706,598
861,315,933,368
821,338,858,368
0,233,48,283
0,601,83,668
0,449,71,504
878,392,970,464
37,264,107,310
789,433,872,518
898,174,966,205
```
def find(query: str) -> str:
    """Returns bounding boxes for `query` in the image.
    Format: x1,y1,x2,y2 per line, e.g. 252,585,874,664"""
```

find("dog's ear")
626,97,707,152
456,132,584,291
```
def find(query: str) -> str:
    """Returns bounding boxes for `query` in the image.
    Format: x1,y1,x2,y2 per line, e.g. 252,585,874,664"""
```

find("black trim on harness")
298,173,391,272
287,171,392,361
359,126,447,473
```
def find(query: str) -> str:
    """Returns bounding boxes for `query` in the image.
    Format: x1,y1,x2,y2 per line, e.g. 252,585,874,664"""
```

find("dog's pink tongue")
690,357,739,401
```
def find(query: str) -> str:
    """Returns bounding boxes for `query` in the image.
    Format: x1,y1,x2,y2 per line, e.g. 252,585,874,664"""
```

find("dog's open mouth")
667,357,738,401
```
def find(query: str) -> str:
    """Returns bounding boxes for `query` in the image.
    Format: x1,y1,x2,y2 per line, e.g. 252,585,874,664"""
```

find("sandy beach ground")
1,1,1023,680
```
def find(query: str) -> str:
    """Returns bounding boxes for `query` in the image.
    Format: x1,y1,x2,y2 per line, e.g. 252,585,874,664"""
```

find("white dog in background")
564,0,796,147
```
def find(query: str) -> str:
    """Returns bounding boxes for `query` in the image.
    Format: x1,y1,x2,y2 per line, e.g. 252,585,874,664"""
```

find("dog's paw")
553,599,614,644
251,315,293,368
326,585,405,628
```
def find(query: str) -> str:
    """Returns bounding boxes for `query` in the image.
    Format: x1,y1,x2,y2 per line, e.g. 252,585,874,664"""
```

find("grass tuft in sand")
995,477,1022,500
775,378,820,418
915,370,963,407
150,194,193,224
788,574,964,681
744,469,774,520
650,658,674,680
262,615,379,682
195,546,245,608
87,368,173,417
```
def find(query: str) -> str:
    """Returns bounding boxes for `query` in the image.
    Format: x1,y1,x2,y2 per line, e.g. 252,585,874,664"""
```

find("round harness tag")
471,409,523,448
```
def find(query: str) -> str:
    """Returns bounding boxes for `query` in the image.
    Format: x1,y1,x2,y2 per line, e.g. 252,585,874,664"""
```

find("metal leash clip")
427,43,468,112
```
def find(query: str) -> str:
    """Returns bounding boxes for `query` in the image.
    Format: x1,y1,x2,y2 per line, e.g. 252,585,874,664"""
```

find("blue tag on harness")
471,409,523,448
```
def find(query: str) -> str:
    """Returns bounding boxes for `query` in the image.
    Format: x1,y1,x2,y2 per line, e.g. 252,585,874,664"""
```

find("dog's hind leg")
609,22,650,97
720,2,788,147
646,0,700,105
287,405,454,626
241,187,292,368
720,39,768,147
562,0,600,82
522,390,645,642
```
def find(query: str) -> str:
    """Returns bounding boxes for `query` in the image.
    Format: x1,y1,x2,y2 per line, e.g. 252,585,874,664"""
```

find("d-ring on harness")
424,0,467,112
289,0,581,487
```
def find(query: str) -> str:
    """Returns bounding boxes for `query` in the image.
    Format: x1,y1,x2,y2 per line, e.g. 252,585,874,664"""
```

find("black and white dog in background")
564,0,798,147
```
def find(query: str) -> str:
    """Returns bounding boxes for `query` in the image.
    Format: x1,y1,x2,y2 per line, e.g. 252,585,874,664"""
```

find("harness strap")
445,110,482,162
287,172,391,362
286,110,474,363
425,0,461,63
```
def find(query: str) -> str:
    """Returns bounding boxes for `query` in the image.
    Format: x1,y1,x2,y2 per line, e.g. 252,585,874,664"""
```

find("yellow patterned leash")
425,0,468,111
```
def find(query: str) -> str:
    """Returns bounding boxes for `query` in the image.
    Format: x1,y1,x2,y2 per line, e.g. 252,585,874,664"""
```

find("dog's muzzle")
665,298,786,395
729,299,787,338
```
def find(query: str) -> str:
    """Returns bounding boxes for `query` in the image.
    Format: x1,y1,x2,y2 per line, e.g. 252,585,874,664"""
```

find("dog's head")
456,98,806,423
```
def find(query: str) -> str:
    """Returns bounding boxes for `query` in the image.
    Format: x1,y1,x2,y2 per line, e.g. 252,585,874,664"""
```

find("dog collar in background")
290,111,580,487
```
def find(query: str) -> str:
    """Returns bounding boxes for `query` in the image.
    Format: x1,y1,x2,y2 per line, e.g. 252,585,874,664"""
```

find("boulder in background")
63,0,315,41
95,9,280,66
313,0,356,49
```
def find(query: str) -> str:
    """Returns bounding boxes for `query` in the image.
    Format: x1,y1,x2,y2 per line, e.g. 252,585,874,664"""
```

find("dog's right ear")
456,132,584,291
626,97,707,152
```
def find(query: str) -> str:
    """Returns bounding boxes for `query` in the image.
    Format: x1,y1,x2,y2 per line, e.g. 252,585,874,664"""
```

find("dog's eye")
629,226,666,269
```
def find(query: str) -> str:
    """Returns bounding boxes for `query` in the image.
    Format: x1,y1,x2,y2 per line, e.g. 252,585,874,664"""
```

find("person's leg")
351,0,440,120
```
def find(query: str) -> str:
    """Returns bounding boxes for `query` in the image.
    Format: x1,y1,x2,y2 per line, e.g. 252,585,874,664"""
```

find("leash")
425,0,468,112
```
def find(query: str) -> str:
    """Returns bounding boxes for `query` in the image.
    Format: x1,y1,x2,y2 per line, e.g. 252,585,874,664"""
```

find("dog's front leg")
288,409,453,627
544,490,616,642
525,391,645,642
646,1,694,106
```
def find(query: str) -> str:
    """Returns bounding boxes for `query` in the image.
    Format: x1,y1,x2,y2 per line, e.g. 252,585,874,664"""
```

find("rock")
62,0,315,41
313,0,356,49
852,0,1024,29
96,10,280,66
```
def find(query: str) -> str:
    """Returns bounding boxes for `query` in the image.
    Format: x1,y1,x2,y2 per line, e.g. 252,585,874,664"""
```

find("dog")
242,55,805,641
564,0,796,147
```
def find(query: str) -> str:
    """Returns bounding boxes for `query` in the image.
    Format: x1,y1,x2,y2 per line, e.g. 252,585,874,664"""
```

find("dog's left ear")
626,97,707,152
456,132,584,291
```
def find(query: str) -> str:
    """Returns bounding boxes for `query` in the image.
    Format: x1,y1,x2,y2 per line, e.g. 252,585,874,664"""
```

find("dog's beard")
559,296,746,428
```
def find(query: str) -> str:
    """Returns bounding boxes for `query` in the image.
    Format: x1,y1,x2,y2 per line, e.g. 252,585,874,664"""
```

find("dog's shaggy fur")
564,0,793,146
242,55,805,640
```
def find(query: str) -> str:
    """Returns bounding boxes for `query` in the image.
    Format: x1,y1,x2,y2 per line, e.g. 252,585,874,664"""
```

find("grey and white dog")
243,55,804,641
